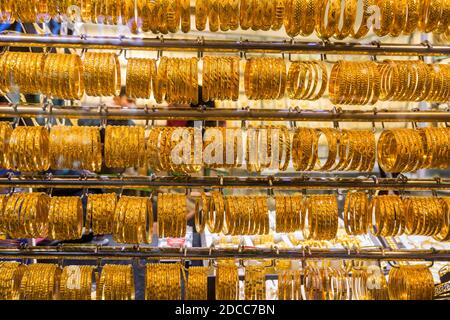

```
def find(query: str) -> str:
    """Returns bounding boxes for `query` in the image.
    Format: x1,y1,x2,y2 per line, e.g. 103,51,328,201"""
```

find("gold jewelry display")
388,264,434,300
49,126,102,171
0,193,50,239
7,1,450,37
154,57,199,104
83,52,120,97
0,262,26,300
434,197,450,241
145,263,182,300
194,192,209,233
19,264,61,300
48,196,83,240
202,56,240,101
113,196,153,244
157,193,187,238
41,53,84,100
370,194,405,237
8,126,50,172
147,127,202,174
284,0,318,37
186,266,208,300
404,196,444,237
244,58,286,100
125,58,157,99
278,269,302,300
59,265,94,300
329,61,380,105
304,195,339,241
104,125,146,168
87,193,117,235
344,192,370,236
0,122,12,169
206,191,225,234
215,260,239,300
287,60,328,100
351,265,389,300
96,264,135,300
223,195,270,236
303,264,351,300
378,128,450,173
275,194,304,233
240,0,283,31
244,265,266,300
0,51,45,95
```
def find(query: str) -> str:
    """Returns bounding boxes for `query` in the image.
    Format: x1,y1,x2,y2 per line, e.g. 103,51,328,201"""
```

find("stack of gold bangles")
41,53,84,100
0,262,26,300
196,0,240,32
388,264,435,300
292,128,376,172
8,126,50,172
278,269,302,300
344,192,370,236
275,194,304,233
0,193,50,239
222,195,270,236
154,57,199,104
49,126,102,171
125,58,157,99
239,0,284,31
244,58,286,100
19,264,61,300
185,266,209,300
96,264,134,300
0,52,45,95
145,263,182,300
83,52,121,97
380,60,441,102
104,126,146,168
59,265,95,300
215,260,239,300
113,196,153,244
351,265,389,300
147,127,202,173
157,193,187,238
48,196,83,240
377,127,450,172
304,195,339,241
329,61,380,105
0,122,12,168
287,61,328,100
246,125,291,172
202,56,240,101
244,265,266,300
87,193,117,235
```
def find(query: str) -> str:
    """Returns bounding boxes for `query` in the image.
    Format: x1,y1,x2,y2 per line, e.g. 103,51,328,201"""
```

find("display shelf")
1,33,449,56
0,245,448,261
1,104,450,122
0,174,448,190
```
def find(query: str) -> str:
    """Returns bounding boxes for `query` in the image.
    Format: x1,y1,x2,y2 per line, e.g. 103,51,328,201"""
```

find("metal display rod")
1,34,450,56
0,246,448,261
0,175,448,190
2,105,450,122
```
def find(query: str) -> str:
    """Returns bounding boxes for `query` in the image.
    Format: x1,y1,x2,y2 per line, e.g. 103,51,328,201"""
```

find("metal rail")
0,175,448,190
0,246,448,261
2,105,450,122
1,34,450,56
